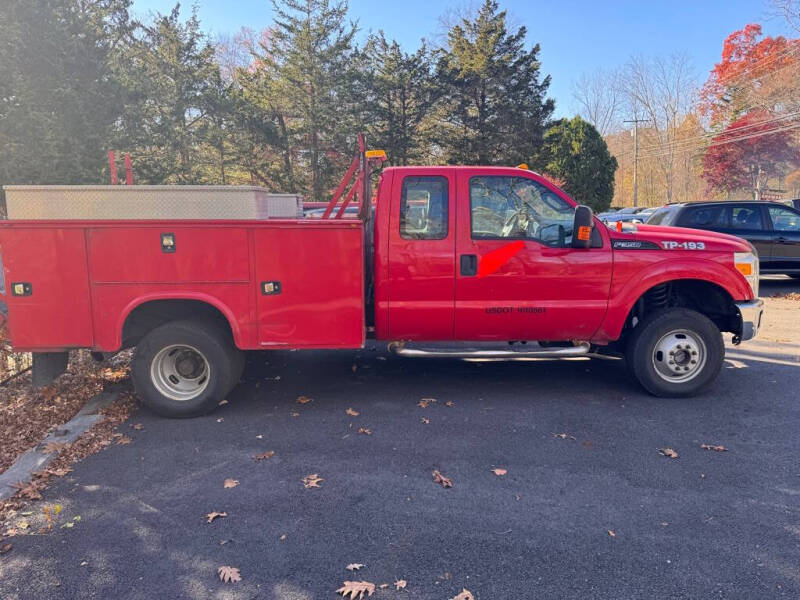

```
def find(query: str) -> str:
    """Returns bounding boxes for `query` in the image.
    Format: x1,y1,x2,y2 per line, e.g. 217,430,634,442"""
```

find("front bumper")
734,299,764,343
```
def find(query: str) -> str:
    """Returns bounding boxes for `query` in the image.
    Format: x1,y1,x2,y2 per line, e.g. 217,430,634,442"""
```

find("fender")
593,257,753,343
114,291,245,350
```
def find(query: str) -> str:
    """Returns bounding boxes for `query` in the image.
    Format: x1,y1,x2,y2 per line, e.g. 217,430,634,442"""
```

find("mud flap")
32,352,69,387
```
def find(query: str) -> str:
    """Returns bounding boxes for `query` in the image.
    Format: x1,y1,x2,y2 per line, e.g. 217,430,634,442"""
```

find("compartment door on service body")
454,171,612,342
387,169,456,340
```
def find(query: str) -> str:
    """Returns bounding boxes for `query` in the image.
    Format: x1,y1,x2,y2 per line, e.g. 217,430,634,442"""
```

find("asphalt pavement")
1,280,799,600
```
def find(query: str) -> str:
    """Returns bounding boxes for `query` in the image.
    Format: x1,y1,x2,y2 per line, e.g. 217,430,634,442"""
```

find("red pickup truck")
0,138,764,417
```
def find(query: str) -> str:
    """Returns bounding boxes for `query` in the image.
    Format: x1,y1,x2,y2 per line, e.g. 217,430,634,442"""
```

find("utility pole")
623,118,648,207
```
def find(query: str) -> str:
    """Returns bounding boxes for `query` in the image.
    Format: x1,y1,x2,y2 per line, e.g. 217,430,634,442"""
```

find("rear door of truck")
386,168,457,340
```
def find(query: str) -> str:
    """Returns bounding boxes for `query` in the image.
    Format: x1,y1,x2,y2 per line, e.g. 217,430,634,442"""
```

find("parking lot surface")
1,279,799,600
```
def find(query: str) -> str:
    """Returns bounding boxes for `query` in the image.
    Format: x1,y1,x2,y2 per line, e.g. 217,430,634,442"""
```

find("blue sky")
131,0,793,117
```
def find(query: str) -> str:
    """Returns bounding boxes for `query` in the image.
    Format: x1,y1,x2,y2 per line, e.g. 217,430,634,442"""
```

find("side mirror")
571,205,594,249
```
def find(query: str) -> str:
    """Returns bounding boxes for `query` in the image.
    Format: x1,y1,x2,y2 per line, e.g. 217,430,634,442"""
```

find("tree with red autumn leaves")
702,110,797,198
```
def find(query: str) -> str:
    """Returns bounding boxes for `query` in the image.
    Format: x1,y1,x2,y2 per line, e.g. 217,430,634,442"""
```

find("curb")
0,385,125,501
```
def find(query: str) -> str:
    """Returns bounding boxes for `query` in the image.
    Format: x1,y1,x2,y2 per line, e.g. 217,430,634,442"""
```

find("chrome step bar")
387,341,592,359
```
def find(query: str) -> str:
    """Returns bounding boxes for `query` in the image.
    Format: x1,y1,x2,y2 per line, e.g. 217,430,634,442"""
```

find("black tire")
132,319,242,418
625,308,724,397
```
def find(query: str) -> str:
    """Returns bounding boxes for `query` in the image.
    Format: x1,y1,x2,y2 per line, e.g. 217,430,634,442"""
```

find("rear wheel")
132,319,243,418
626,308,724,397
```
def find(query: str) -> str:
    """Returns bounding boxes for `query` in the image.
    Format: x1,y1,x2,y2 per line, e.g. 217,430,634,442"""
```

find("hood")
611,224,753,254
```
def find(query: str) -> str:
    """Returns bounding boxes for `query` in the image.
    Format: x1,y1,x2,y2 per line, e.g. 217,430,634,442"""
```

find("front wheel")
132,319,243,418
626,308,724,397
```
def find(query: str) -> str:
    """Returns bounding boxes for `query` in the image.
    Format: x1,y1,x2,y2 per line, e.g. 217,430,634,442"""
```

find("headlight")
734,251,759,297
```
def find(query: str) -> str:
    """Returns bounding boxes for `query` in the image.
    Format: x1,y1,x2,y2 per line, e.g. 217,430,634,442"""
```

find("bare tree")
769,0,800,32
571,69,621,136
621,53,696,203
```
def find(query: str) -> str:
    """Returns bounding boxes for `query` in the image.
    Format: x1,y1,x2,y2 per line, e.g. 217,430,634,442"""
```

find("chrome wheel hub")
150,344,210,401
651,329,706,383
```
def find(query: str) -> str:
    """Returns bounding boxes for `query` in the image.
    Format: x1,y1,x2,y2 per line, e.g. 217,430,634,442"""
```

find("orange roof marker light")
516,163,530,170
366,149,387,161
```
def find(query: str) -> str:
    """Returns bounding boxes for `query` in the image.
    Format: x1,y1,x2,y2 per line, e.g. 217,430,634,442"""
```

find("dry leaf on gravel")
608,529,616,537
0,543,12,554
346,563,365,571
659,448,679,459
217,565,241,583
452,589,474,600
302,473,323,489
223,478,239,489
358,428,371,435
336,581,375,599
432,469,453,488
254,451,275,461
492,468,507,476
701,444,727,452
346,408,359,416
395,579,407,590
296,395,313,404
206,511,227,523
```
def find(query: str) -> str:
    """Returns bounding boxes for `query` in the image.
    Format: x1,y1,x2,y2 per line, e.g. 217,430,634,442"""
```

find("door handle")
460,254,478,276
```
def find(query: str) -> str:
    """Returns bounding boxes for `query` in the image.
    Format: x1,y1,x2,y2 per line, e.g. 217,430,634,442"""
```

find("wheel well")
122,300,235,348
622,280,739,340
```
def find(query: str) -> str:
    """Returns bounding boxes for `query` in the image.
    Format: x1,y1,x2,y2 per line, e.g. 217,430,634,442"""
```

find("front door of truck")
387,169,456,340
454,171,612,342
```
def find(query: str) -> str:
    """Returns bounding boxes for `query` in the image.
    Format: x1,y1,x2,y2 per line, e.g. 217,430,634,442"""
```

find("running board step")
387,341,591,359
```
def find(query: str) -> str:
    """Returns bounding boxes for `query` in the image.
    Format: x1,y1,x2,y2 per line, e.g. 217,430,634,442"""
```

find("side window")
729,206,765,230
470,176,574,247
399,176,448,240
768,206,800,231
682,206,726,228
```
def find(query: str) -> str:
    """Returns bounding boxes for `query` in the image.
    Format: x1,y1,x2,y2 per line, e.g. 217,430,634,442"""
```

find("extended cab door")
765,204,800,272
386,169,456,340
454,170,612,342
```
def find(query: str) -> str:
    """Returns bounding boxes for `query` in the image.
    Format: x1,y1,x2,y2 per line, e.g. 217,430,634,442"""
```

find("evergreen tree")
0,0,133,187
111,5,224,183
433,0,554,166
536,117,618,212
251,0,359,200
358,32,437,165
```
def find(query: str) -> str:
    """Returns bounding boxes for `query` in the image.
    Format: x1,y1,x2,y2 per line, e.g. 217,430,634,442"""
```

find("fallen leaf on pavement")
218,565,241,583
280,533,287,540
358,428,371,435
336,581,375,599
116,435,132,445
492,468,507,476
302,473,323,489
206,511,227,523
379,583,389,589
296,395,312,404
659,448,679,459
445,401,455,407
418,398,436,408
254,451,275,461
395,579,407,590
432,469,453,488
0,544,11,555
420,417,430,424
608,529,616,537
223,478,239,489
553,433,568,439
45,467,73,477
452,589,474,600
346,408,359,416
18,521,29,530
218,399,229,406
216,418,224,423
290,411,300,417
701,444,727,452
131,423,144,430
346,563,365,571
256,434,263,439
42,441,67,454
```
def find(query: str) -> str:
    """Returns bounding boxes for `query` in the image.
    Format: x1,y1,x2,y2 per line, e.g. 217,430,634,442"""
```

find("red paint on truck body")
0,166,755,355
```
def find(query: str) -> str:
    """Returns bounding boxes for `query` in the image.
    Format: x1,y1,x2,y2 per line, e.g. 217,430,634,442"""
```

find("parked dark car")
646,201,800,277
